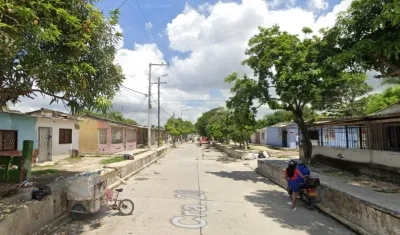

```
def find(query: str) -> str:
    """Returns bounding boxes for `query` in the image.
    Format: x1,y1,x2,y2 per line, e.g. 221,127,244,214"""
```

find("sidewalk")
257,158,400,235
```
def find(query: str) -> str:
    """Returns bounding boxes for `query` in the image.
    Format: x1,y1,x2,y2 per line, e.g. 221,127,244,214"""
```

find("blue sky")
13,0,388,124
96,0,343,63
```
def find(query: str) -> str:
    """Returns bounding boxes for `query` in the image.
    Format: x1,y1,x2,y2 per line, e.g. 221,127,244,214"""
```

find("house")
0,111,39,161
266,123,298,149
27,108,80,163
137,126,167,146
79,116,139,154
303,108,400,180
252,128,267,145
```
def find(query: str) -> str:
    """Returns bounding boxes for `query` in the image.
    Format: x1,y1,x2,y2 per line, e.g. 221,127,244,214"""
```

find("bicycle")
105,188,135,215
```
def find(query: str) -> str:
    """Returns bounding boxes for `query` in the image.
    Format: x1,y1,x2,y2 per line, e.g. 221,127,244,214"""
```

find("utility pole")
148,62,168,150
151,74,167,148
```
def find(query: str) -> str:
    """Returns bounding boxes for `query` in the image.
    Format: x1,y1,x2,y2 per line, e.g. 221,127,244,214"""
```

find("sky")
10,0,389,126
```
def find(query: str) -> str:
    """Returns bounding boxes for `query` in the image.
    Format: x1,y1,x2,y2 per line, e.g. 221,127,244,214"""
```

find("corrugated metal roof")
269,122,297,128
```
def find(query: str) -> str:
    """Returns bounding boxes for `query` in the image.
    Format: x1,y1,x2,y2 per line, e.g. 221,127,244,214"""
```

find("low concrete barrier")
0,145,173,235
213,143,248,159
256,159,400,235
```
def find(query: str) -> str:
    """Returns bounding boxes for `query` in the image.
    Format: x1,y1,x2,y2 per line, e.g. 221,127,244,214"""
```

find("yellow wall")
79,118,99,154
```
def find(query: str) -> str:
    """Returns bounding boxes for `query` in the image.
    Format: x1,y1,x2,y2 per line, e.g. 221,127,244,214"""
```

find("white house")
27,108,80,163
266,123,298,149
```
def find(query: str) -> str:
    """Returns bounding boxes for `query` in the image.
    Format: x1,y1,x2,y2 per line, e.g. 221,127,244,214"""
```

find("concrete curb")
255,168,369,235
108,147,175,189
256,160,400,235
1,145,176,235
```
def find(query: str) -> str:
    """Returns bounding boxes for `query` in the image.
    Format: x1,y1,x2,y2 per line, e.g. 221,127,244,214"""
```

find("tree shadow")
205,170,272,184
206,169,353,235
244,190,352,235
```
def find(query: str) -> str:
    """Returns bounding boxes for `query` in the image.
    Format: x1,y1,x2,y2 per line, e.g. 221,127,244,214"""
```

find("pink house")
79,116,139,155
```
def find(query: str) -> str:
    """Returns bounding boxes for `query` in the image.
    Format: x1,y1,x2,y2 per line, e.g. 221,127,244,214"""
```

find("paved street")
52,144,354,235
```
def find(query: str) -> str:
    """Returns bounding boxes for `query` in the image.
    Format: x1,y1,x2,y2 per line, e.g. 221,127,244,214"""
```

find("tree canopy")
165,117,195,139
324,0,400,79
365,85,400,114
81,110,138,125
240,25,371,161
0,0,124,113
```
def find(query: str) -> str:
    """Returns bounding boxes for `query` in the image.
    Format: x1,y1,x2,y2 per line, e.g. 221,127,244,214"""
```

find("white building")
27,108,80,163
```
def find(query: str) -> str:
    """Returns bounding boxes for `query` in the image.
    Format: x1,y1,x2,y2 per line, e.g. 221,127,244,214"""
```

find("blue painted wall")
0,113,38,150
267,127,281,147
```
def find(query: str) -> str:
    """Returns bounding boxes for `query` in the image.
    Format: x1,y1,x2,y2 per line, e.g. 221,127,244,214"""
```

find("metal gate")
38,127,52,162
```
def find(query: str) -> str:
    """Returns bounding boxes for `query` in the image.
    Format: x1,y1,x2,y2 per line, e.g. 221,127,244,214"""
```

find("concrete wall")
79,118,99,154
287,127,298,149
256,159,400,235
267,127,281,147
0,113,37,151
36,118,79,162
312,146,400,169
267,127,298,149
0,145,173,235
213,143,248,159
80,118,138,155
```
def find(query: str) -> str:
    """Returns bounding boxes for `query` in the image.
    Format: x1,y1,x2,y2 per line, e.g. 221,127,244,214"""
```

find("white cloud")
11,0,384,125
309,0,329,10
145,22,153,30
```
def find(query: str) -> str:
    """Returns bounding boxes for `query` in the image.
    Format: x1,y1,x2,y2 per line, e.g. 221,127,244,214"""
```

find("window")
126,128,136,143
59,129,72,144
384,125,400,151
98,129,107,145
111,127,123,144
261,132,265,140
0,130,17,151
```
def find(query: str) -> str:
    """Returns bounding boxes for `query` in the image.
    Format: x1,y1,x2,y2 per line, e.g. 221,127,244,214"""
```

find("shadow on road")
206,170,351,235
245,190,349,235
206,170,272,184
41,208,131,235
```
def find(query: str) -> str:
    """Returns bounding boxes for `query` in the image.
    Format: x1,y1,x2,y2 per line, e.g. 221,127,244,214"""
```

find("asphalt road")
51,144,355,235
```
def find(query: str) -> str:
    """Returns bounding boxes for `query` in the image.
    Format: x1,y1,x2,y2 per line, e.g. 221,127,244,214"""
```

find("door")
38,127,52,162
255,132,260,144
282,129,288,147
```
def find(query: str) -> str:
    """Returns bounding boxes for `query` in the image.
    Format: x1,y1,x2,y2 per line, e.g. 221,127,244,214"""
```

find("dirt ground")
311,163,400,193
227,143,300,157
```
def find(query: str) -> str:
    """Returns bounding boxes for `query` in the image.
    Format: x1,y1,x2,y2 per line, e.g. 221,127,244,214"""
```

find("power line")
121,85,147,96
117,0,129,10
151,95,173,117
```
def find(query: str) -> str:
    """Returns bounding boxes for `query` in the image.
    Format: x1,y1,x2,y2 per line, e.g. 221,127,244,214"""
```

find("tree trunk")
244,140,248,150
293,110,313,163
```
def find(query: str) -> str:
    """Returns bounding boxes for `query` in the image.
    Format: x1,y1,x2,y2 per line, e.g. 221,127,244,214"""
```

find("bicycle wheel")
118,199,134,215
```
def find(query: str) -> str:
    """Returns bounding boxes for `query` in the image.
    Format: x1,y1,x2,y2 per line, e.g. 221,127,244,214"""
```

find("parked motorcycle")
287,176,320,210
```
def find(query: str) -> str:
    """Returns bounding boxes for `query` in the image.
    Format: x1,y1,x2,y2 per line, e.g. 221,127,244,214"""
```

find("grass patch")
32,168,59,176
100,156,125,165
66,156,82,162
276,155,289,159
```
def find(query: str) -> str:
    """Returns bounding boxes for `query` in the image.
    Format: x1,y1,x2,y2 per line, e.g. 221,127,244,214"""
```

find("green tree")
225,73,259,150
327,73,373,116
257,111,294,128
0,0,124,113
81,110,137,125
195,107,227,138
365,85,400,114
324,0,400,79
242,26,371,161
165,117,195,141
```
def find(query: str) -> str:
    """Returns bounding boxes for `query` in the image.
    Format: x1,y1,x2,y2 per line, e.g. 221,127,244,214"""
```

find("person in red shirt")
285,160,305,211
